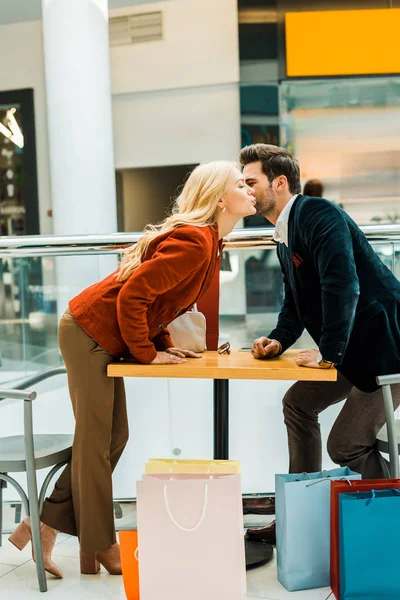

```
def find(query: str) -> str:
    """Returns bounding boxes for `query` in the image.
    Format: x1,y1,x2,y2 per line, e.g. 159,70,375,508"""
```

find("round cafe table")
108,349,337,568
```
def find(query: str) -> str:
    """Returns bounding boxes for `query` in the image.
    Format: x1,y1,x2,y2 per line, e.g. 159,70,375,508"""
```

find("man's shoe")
246,520,276,545
242,496,275,515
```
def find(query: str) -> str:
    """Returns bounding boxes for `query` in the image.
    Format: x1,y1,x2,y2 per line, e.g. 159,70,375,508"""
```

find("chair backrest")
376,372,400,479
376,374,400,387
0,367,66,440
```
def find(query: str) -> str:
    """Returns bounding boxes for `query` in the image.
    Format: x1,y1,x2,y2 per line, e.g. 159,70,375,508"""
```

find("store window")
0,89,39,236
238,0,278,228
280,77,400,225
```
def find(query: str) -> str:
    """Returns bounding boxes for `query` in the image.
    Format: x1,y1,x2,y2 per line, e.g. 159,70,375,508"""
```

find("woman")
8,161,256,577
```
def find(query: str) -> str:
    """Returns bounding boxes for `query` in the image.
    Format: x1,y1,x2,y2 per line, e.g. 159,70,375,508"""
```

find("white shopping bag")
137,473,246,600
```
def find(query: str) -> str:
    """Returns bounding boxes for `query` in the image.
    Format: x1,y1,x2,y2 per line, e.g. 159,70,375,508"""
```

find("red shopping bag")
120,530,140,600
330,478,400,599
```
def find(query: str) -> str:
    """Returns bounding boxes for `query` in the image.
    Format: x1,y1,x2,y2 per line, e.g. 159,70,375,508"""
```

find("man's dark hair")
239,143,301,195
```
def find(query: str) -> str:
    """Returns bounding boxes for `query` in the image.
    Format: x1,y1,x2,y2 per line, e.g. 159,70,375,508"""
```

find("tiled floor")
0,503,333,599
0,532,333,600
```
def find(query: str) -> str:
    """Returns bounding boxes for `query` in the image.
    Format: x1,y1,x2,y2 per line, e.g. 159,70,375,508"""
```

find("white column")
42,0,117,235
41,0,118,325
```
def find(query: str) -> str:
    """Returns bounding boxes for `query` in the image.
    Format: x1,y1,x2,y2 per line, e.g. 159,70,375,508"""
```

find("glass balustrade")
0,230,398,384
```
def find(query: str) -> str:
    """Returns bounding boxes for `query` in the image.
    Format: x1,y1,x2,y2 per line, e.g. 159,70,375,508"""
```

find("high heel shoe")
8,517,63,579
80,542,122,575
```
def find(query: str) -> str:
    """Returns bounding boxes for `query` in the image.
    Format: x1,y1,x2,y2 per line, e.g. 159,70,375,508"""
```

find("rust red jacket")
69,225,221,363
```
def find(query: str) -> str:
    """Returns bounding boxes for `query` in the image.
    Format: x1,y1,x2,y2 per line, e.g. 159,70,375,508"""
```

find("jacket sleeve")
116,227,209,363
299,199,360,365
152,327,174,351
268,249,305,352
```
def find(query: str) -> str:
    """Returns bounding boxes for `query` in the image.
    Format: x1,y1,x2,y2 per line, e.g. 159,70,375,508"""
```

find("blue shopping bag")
275,467,361,592
339,489,400,599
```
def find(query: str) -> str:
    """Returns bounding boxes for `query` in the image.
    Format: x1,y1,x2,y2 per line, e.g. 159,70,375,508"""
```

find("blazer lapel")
285,197,302,314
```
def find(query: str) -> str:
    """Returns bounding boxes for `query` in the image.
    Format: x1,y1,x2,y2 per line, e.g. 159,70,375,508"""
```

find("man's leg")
283,374,353,473
327,383,400,479
247,373,353,543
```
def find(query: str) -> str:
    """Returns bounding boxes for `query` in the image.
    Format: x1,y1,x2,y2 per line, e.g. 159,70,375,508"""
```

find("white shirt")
273,194,299,247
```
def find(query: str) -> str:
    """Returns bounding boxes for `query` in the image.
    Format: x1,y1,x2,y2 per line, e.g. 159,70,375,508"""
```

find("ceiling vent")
109,11,163,47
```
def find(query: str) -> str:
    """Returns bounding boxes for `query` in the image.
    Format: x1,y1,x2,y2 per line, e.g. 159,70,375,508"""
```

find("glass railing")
0,225,399,384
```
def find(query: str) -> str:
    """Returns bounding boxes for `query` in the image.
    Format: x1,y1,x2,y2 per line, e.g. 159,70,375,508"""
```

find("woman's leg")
41,311,122,553
110,376,129,472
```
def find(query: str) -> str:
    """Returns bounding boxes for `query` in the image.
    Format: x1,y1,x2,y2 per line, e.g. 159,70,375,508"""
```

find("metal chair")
376,373,400,478
0,367,72,592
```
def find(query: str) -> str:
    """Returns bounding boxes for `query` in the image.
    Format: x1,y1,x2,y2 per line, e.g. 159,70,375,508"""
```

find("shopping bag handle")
296,471,333,482
366,488,400,505
164,484,208,532
306,478,331,487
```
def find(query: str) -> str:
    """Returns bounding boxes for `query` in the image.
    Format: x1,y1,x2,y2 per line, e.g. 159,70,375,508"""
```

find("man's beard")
255,188,276,217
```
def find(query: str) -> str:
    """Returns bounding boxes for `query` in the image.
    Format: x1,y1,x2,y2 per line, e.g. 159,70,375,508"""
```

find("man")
240,143,400,543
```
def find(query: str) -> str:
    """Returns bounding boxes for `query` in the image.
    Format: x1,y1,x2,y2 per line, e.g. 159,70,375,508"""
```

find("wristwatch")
317,352,335,369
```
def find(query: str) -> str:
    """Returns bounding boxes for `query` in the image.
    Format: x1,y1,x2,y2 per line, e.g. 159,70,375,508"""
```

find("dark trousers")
283,372,400,478
41,309,129,553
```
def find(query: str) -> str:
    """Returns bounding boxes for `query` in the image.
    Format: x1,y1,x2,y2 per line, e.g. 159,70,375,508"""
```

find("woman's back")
69,224,220,362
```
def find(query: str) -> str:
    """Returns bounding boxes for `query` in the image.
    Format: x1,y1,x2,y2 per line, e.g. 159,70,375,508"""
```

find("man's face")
243,161,276,217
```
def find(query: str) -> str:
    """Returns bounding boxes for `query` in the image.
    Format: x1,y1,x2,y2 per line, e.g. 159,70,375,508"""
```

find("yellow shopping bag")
145,458,240,474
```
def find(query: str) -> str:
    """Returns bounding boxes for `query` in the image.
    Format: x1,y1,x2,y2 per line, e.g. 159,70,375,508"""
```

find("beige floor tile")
0,555,126,599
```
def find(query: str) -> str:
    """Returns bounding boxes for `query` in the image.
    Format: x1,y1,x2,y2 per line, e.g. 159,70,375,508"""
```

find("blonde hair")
117,160,235,282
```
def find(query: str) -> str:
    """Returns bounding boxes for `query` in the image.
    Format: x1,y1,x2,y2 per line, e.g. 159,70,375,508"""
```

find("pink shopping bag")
137,473,246,600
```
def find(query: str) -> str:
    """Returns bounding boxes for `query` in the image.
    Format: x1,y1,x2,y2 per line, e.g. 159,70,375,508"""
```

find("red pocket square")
292,253,303,268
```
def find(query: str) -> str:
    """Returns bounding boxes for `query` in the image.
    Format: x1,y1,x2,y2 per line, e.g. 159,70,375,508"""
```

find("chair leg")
382,384,400,478
0,477,3,547
113,501,123,520
11,502,22,524
38,461,68,513
24,399,47,592
15,502,22,524
26,471,47,593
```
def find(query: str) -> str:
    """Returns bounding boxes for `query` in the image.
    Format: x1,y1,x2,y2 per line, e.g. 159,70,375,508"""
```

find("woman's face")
221,167,256,218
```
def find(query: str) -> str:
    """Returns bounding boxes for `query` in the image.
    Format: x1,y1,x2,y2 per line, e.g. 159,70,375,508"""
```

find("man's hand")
251,337,281,360
166,347,203,359
295,349,319,368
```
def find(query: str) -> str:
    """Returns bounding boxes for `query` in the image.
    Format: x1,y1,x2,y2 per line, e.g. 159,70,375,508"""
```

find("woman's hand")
151,351,187,364
166,347,203,359
295,349,319,368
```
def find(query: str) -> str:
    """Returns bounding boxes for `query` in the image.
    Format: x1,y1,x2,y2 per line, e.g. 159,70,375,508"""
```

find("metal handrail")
0,224,399,257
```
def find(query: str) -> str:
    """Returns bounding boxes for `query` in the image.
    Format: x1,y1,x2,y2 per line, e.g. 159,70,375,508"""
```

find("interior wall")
120,164,196,231
113,84,241,169
0,0,241,232
0,20,51,234
109,0,239,95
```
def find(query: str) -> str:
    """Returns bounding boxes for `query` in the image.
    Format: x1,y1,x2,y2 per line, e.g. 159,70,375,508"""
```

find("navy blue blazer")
269,195,400,392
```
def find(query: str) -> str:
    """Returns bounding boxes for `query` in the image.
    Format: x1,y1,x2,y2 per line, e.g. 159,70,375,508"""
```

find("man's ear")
276,175,288,189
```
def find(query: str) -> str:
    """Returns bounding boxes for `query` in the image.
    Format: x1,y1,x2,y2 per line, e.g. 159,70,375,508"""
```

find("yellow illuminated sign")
285,8,400,77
